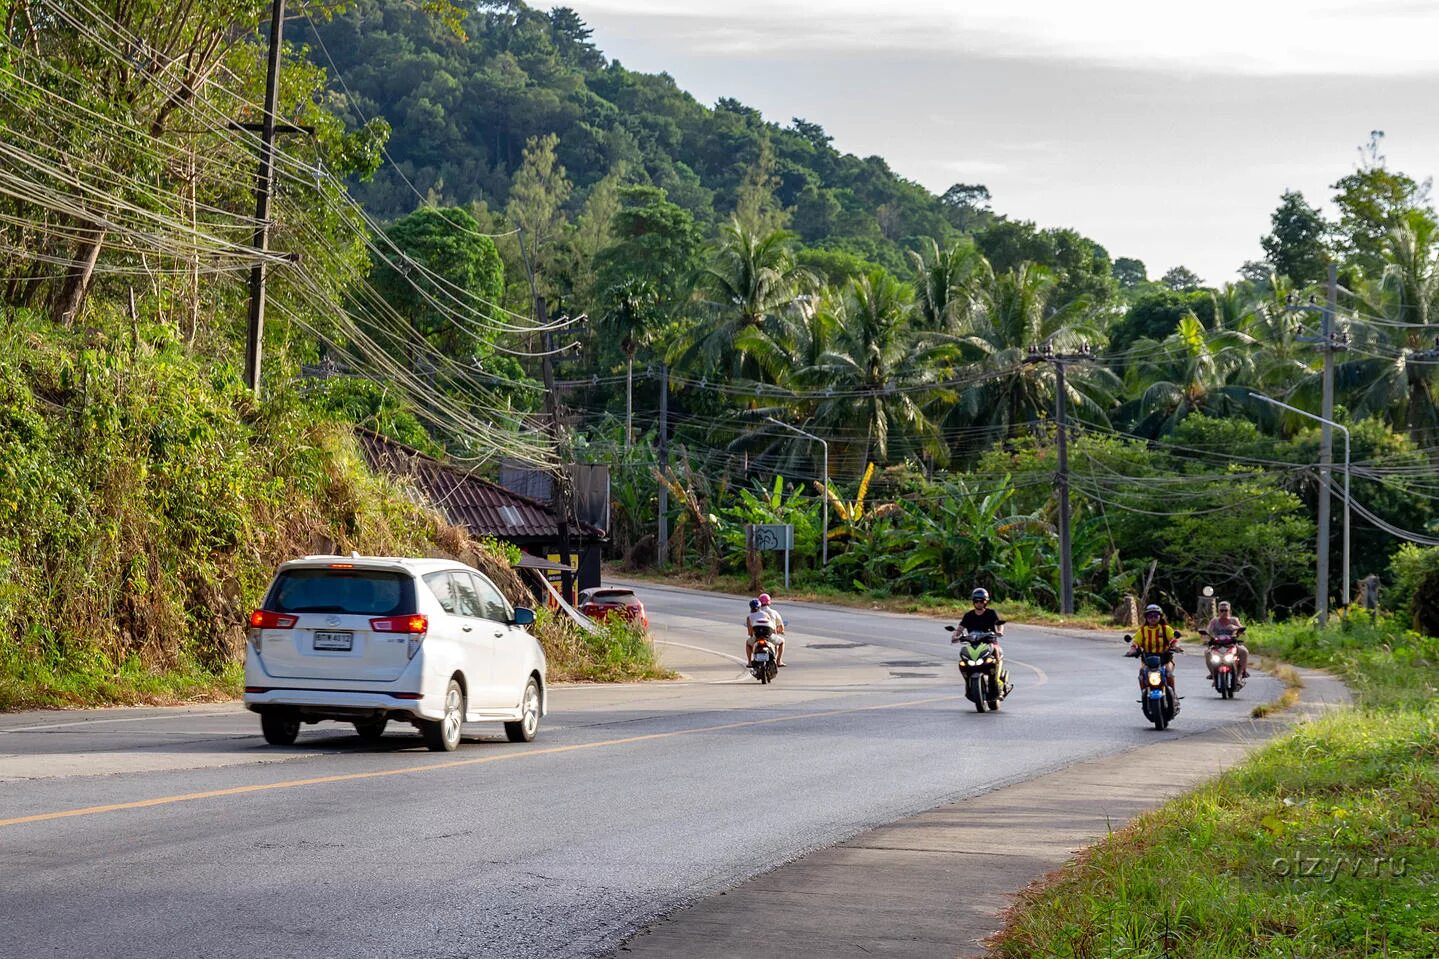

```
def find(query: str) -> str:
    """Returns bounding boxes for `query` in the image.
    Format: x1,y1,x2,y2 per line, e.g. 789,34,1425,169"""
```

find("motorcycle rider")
745,598,774,662
1127,603,1182,710
1204,601,1249,679
758,592,786,667
954,587,1010,695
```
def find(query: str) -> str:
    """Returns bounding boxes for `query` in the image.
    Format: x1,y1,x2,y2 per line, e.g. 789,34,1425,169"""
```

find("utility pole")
657,364,669,566
1281,273,1349,623
1317,264,1338,623
1024,343,1093,615
517,228,574,604
538,298,574,604
243,0,287,395
1249,392,1350,613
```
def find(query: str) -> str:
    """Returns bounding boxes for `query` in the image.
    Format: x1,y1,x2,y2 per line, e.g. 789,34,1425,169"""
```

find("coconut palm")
599,277,660,446
909,237,987,333
1337,212,1439,445
799,270,961,468
951,263,1116,445
669,219,817,380
1115,314,1264,437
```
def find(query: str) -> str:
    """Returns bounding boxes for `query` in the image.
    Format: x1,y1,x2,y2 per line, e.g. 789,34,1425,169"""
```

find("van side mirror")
511,607,536,627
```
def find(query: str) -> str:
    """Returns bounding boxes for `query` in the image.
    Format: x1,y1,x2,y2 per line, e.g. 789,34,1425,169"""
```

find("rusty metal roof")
355,430,600,543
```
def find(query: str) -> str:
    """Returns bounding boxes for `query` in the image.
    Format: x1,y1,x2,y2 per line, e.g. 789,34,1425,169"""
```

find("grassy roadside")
535,611,676,684
611,565,1115,630
987,615,1439,958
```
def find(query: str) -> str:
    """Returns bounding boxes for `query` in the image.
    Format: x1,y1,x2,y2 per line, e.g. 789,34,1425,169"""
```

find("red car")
578,587,648,629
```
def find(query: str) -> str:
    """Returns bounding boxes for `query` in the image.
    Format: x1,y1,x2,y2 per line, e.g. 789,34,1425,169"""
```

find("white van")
243,556,546,751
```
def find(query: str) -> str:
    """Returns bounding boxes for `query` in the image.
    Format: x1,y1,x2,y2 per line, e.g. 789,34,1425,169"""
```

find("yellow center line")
0,693,959,829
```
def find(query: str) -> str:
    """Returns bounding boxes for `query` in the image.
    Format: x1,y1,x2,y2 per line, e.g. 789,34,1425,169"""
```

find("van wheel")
421,679,465,752
354,718,388,742
505,678,541,743
260,709,300,746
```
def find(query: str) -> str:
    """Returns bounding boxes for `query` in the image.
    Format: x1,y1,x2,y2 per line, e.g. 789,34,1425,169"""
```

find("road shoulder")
607,667,1351,959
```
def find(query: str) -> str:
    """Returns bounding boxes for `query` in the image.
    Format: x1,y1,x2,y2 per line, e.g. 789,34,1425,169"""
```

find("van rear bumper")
244,688,440,722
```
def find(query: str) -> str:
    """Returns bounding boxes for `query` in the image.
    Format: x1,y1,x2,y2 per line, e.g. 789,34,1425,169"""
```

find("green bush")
0,308,465,707
1389,544,1439,636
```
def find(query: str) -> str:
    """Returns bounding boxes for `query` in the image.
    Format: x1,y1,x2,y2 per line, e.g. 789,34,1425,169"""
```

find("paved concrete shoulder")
609,668,1351,959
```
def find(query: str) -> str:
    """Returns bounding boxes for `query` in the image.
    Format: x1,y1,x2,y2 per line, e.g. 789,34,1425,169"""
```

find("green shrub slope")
0,308,591,707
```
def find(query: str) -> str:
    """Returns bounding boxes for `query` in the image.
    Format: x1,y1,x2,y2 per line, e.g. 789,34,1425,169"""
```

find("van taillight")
369,615,428,634
371,614,428,660
249,610,297,629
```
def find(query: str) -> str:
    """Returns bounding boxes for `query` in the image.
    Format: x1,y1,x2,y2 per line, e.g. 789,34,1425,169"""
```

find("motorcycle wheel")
766,661,778,683
758,663,769,685
1153,695,1169,730
971,676,987,713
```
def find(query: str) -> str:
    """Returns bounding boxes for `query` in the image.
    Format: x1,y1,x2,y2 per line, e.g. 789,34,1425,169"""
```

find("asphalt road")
0,584,1275,959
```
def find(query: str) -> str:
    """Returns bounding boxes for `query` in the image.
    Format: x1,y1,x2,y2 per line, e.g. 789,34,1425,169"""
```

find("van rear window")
268,569,414,616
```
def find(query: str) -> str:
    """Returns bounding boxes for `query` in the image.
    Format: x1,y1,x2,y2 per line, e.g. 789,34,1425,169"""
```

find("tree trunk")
53,223,106,327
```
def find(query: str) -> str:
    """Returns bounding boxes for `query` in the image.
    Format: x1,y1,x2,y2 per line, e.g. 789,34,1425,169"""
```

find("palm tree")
599,277,660,446
799,270,960,468
909,237,986,333
1337,212,1439,446
1115,314,1263,436
952,263,1115,445
669,219,817,380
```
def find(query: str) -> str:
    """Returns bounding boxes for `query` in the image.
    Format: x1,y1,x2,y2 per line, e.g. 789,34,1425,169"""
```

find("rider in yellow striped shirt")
1127,604,1182,706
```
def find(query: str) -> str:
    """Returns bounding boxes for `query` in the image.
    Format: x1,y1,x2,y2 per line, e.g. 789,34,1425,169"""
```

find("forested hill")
297,0,982,270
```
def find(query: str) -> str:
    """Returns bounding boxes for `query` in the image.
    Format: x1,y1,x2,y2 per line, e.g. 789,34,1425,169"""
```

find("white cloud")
556,1,1439,76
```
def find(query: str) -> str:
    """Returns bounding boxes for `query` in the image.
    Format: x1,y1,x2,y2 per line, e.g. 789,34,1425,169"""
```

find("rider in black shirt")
954,588,1011,694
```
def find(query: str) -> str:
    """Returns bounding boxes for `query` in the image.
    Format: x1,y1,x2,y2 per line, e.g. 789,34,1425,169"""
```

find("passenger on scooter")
955,588,1010,694
758,592,787,667
745,599,774,662
1204,601,1249,679
1128,604,1182,709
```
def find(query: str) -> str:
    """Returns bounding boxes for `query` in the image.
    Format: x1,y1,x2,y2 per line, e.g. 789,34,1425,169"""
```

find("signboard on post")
746,524,795,588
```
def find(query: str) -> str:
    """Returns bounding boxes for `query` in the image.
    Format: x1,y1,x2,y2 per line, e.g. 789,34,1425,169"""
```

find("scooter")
1125,634,1182,730
947,626,1006,712
1200,626,1246,699
750,627,778,684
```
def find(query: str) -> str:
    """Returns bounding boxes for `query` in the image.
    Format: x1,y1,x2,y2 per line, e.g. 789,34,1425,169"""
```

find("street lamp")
766,416,829,567
1249,392,1350,617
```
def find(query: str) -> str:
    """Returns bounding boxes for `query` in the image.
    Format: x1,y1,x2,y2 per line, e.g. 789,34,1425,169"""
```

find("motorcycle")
1125,633,1181,730
947,626,1006,712
750,626,779,684
1200,626,1246,699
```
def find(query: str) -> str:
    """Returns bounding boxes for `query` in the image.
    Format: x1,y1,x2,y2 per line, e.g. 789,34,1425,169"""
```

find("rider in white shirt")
758,592,786,667
745,599,774,661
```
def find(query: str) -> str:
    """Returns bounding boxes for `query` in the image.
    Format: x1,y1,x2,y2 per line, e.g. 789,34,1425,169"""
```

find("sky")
548,0,1439,285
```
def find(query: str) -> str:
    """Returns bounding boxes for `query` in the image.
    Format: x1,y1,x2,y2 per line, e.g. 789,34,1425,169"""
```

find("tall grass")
987,616,1439,958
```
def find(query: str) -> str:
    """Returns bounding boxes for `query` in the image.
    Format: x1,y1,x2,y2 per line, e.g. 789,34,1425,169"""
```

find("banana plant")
818,463,899,545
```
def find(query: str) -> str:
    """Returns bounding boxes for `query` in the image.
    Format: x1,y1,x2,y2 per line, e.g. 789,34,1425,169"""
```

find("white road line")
653,638,749,667
1009,658,1050,686
0,711,240,734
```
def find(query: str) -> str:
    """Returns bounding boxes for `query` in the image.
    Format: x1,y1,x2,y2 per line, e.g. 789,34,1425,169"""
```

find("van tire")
422,679,465,752
260,709,300,746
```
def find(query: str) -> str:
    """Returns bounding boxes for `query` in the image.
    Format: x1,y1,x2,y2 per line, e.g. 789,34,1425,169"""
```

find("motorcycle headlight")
1147,671,1163,687
982,656,994,664
1223,652,1237,663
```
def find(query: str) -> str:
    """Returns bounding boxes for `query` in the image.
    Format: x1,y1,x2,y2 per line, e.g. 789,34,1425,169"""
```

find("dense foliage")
5,0,1439,706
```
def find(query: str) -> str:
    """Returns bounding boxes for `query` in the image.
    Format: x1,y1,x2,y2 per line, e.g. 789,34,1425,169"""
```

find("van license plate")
313,631,353,651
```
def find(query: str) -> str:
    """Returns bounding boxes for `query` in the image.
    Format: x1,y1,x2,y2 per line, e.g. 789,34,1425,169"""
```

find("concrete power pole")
1317,264,1338,624
1024,343,1093,615
657,365,669,566
243,0,286,395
